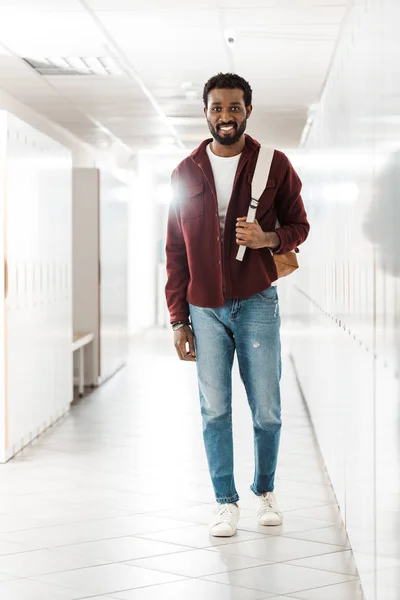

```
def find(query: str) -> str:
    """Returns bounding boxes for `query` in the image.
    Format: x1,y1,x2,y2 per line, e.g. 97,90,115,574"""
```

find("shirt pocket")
180,183,204,220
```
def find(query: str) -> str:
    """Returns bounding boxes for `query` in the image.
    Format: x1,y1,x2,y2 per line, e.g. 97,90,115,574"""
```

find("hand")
174,325,196,362
236,217,278,249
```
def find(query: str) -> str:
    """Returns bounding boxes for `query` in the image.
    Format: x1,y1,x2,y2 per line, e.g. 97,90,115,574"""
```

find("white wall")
128,150,187,335
99,171,128,380
284,1,400,598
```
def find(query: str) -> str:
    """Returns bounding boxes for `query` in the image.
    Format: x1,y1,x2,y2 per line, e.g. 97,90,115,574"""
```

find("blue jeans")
189,286,282,504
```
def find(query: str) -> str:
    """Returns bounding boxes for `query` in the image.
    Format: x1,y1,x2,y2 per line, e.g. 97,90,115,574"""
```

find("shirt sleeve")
273,154,310,254
165,170,191,323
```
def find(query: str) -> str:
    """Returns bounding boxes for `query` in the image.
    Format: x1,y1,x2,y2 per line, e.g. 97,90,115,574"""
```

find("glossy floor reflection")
0,329,364,599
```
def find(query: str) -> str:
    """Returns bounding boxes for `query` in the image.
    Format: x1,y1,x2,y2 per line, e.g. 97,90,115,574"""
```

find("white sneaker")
257,492,283,526
209,503,240,537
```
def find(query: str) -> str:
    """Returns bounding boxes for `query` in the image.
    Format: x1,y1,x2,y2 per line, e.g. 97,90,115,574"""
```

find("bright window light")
322,182,360,204
156,184,173,205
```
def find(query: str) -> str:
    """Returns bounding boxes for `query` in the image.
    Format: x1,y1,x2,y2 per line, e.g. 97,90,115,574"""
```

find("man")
165,73,310,537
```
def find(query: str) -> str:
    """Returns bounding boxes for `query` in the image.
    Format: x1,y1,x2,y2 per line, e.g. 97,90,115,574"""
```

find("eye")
212,107,221,112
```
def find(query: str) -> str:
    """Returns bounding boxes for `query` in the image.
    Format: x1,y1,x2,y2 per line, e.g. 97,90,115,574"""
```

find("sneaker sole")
209,528,237,537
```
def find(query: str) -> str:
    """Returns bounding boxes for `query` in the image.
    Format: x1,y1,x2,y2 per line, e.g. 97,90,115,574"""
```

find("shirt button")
218,261,221,265
217,237,220,242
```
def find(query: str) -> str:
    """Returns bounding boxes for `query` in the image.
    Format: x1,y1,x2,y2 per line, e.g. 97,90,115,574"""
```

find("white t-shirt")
206,143,277,287
206,143,241,237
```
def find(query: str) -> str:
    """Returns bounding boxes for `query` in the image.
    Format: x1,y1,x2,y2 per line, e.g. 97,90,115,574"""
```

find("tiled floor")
0,329,364,599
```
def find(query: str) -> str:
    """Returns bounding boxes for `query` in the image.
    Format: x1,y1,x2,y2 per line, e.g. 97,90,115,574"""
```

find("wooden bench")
72,333,95,397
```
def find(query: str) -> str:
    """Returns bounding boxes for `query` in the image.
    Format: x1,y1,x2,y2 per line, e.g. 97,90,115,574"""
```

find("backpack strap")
236,146,275,261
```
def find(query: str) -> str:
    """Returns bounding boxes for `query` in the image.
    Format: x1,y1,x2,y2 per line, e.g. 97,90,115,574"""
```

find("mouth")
217,123,237,133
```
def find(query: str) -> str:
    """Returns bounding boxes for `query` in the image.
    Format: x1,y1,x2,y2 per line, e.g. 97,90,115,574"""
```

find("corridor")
0,329,363,600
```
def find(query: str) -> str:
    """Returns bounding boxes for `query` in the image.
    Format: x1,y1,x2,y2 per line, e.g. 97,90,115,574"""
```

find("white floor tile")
55,536,191,562
0,547,110,577
129,547,272,577
154,503,254,525
290,579,364,599
283,525,350,547
286,550,358,576
0,540,31,556
0,572,17,582
138,524,265,549
207,535,345,563
32,563,185,595
76,597,120,600
0,578,87,599
0,515,195,551
238,514,334,537
203,563,357,595
112,578,270,599
266,597,304,600
287,505,343,524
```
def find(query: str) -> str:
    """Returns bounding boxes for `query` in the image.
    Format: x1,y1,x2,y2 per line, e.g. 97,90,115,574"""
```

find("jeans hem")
250,484,274,497
216,494,240,504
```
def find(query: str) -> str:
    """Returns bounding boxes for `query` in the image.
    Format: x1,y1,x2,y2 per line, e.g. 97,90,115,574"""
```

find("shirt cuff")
169,309,190,325
272,228,287,254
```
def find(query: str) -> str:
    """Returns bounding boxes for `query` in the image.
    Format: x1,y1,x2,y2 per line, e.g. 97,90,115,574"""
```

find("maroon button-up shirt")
165,134,310,324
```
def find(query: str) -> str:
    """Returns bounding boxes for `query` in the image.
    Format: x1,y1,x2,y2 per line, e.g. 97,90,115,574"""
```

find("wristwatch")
172,321,190,331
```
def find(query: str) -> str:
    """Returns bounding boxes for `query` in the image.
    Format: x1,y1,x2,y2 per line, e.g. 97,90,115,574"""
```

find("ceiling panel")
0,10,106,56
96,9,223,48
88,0,218,8
0,1,83,8
46,75,145,99
219,0,277,6
223,6,347,27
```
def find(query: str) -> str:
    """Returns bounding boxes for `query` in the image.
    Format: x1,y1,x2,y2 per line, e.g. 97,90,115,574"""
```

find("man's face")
205,88,252,146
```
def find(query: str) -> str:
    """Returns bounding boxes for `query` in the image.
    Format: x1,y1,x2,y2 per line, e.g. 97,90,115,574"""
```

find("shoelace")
258,493,276,514
216,505,235,521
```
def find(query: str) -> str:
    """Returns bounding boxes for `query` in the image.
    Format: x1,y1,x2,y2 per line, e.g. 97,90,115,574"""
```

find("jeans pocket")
257,286,278,303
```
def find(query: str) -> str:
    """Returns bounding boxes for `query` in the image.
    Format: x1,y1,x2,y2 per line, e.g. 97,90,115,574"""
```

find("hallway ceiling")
0,0,349,156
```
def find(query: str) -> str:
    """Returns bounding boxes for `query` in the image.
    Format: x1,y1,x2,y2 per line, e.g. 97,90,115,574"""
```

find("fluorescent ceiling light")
23,56,122,76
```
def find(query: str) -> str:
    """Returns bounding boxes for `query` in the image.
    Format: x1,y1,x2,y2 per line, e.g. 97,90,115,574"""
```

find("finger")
187,335,196,359
237,221,254,230
236,216,247,222
181,342,192,361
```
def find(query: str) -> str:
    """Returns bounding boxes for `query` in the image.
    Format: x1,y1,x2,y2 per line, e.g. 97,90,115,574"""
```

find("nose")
219,108,233,123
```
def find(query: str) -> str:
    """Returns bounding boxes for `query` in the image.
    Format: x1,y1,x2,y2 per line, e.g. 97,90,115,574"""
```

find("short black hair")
203,73,252,108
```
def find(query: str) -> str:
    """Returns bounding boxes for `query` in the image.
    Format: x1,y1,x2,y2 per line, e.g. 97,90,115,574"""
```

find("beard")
207,118,247,146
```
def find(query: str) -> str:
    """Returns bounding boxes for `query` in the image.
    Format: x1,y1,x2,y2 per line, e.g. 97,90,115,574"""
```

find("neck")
210,135,246,157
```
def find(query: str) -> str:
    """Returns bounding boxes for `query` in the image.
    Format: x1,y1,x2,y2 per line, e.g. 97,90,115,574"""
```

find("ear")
203,106,207,116
246,105,253,118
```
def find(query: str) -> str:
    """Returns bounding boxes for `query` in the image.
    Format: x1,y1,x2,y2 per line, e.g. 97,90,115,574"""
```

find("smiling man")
165,73,310,537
